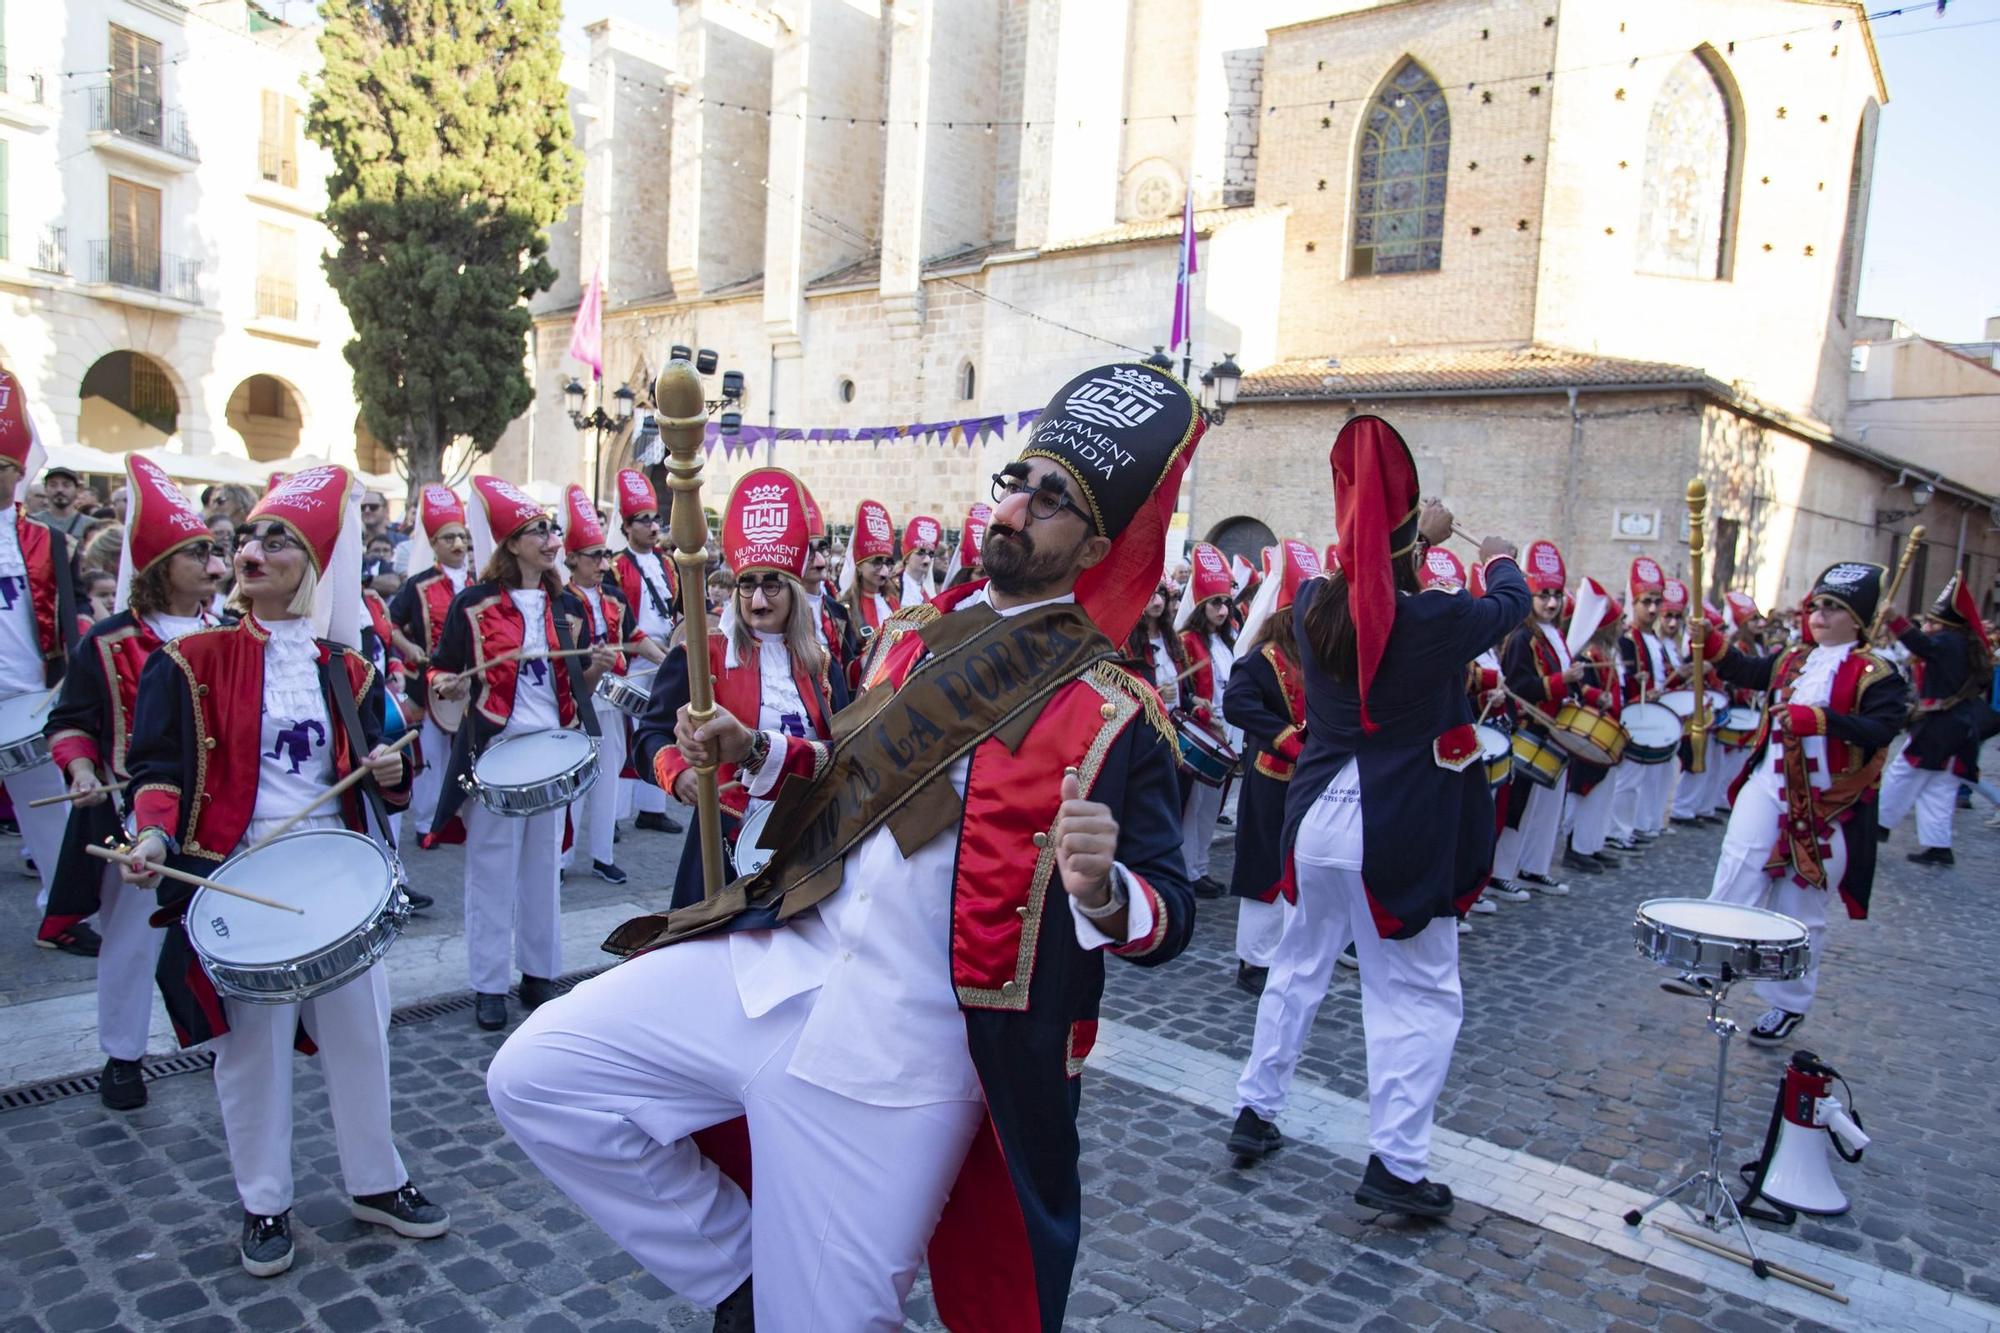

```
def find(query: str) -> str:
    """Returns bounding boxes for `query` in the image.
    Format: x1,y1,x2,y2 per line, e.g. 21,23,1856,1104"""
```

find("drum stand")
1622,981,1772,1279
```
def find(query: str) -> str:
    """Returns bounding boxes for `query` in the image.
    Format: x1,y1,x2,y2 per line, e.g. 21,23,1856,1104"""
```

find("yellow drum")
1475,723,1512,790
1549,702,1627,767
1510,729,1568,788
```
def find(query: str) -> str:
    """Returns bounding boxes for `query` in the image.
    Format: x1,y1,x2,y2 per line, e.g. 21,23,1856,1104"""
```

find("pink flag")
568,265,604,382
1169,189,1198,352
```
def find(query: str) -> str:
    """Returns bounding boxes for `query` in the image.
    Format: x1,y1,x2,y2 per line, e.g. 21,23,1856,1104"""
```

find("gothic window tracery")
1351,58,1449,276
1636,50,1740,279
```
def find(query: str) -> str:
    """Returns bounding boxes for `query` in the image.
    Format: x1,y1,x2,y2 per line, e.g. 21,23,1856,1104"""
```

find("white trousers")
1236,896,1285,967
1181,780,1225,881
463,802,564,993
1877,759,1958,850
5,760,68,911
410,716,451,837
583,700,627,866
1706,769,1846,1015
488,938,985,1327
211,962,407,1216
1712,747,1750,811
1493,772,1565,880
1569,775,1616,857
98,868,166,1062
1671,758,1707,821
1235,861,1462,1182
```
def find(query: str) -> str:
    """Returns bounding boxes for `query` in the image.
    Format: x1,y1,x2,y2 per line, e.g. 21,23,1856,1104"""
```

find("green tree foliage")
308,0,582,488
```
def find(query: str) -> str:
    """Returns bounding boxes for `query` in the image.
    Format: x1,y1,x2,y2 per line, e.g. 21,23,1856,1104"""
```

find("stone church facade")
505,0,1997,617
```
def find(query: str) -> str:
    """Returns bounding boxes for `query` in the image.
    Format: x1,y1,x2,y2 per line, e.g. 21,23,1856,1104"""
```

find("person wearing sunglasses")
1666,563,1910,1049
426,478,609,1032
625,467,847,912
1608,556,1675,851
491,363,1201,1332
899,514,944,609
119,465,444,1277
559,484,665,888
610,468,684,836
36,456,226,1083
837,498,902,660
389,485,476,839
1876,572,1993,868
1174,541,1240,900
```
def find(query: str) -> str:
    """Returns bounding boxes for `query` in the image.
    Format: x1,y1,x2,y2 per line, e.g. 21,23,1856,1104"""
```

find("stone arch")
1832,100,1879,326
1205,515,1276,568
78,350,180,451
1635,46,1744,281
1350,56,1450,277
225,374,306,462
1120,157,1185,223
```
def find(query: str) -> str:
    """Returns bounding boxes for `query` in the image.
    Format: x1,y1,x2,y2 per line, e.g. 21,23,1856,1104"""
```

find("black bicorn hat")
1930,572,1970,626
1019,362,1199,539
1809,560,1885,628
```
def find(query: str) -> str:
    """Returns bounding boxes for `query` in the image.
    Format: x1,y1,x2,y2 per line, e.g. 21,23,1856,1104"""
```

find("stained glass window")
1351,59,1449,277
1636,51,1738,280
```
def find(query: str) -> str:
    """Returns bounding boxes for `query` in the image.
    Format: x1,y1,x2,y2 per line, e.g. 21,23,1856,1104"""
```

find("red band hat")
943,502,992,585
902,514,943,555
1629,555,1665,600
115,454,213,612
467,475,551,574
244,464,363,645
1523,540,1566,593
1330,416,1420,731
1418,545,1466,591
723,468,810,580
1237,538,1323,651
563,484,609,556
1661,577,1689,614
616,468,660,522
1175,541,1233,630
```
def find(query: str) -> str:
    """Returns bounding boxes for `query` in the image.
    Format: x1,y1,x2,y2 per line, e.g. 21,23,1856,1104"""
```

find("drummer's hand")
1564,658,1589,682
676,704,755,767
363,744,406,785
588,643,619,672
1478,535,1518,564
120,833,167,887
66,760,109,809
1416,498,1454,546
1055,770,1119,908
673,769,700,805
432,672,469,702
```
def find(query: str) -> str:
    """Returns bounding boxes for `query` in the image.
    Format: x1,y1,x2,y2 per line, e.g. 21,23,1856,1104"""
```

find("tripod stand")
1622,979,1772,1279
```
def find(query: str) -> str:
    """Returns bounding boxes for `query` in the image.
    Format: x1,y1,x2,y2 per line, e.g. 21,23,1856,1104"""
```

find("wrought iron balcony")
34,225,68,275
87,87,199,162
255,276,299,320
87,239,202,303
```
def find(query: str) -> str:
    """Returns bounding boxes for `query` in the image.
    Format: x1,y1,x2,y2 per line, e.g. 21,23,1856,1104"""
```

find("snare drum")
1510,729,1568,787
1633,898,1810,983
1474,723,1512,790
1176,718,1240,788
1621,702,1682,765
187,829,411,1004
467,728,599,817
1713,705,1760,748
732,800,777,879
1548,702,1627,767
594,671,652,719
0,689,54,777
1658,688,1731,734
427,690,467,736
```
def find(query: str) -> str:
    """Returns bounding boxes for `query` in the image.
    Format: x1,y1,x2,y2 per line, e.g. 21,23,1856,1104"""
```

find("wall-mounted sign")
1612,508,1661,541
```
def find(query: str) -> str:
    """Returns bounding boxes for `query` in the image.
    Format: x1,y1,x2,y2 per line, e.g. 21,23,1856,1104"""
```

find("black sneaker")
1217,814,1234,827
240,1211,294,1277
1590,851,1622,868
1670,816,1702,827
1605,837,1640,853
402,890,434,912
100,1057,146,1111
591,859,629,885
350,1182,450,1239
36,921,102,957
1191,875,1225,900
1876,826,1892,843
1518,871,1570,896
475,993,508,1030
1486,878,1531,903
1907,846,1955,867
1354,1153,1454,1218
1748,1007,1805,1046
634,811,684,834
1561,849,1603,874
1235,961,1268,996
713,1277,755,1333
1227,1108,1282,1163
519,975,564,1011
1658,972,1712,998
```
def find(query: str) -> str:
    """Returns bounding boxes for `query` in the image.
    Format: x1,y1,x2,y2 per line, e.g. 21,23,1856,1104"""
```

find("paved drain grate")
0,963,614,1112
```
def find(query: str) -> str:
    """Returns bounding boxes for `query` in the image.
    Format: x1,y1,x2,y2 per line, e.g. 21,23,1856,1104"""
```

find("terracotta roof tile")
1240,345,1711,398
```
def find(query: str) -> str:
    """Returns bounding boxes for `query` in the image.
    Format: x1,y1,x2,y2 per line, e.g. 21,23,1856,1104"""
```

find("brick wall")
1221,48,1263,207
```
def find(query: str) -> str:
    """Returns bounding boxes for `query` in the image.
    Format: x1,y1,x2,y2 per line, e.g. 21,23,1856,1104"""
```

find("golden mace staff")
1684,478,1709,774
655,359,727,899
1870,524,1926,643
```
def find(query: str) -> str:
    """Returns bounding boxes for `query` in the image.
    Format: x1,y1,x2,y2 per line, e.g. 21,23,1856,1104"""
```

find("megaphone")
1737,1051,1868,1224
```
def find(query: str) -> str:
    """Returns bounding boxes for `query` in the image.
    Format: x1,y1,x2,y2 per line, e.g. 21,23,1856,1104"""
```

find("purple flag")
1170,189,1198,352
567,265,604,381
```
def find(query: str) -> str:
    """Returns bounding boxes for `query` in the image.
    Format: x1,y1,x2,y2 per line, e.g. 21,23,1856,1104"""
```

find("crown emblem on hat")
1197,547,1226,573
1066,371,1167,431
865,511,890,540
745,483,785,505
1533,545,1561,574
1824,562,1870,587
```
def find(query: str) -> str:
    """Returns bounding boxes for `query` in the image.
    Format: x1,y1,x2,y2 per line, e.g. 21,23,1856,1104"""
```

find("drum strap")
550,609,601,739
53,529,81,663
326,649,399,851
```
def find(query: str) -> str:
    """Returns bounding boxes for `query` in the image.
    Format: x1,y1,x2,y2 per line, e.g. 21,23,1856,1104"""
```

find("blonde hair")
286,560,319,618
81,523,125,576
730,574,827,679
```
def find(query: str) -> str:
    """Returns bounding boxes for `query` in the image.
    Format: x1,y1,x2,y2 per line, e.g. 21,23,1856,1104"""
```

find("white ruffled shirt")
252,619,334,824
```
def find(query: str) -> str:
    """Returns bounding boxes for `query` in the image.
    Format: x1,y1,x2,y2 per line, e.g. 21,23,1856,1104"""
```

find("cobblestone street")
2,757,1996,1332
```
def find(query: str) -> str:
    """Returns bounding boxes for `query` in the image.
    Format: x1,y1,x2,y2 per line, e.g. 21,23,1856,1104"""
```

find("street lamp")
566,377,637,504
1200,353,1242,424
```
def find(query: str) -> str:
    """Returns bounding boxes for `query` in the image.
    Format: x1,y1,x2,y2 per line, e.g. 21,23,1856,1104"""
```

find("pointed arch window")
1352,58,1450,277
1636,50,1741,280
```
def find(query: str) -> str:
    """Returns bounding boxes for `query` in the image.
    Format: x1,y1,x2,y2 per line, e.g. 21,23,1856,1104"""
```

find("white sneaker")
1457,919,1472,935
1469,897,1498,914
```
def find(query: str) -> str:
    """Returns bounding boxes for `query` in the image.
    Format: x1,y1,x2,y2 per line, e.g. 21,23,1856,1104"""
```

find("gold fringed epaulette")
860,603,943,687
1089,660,1175,747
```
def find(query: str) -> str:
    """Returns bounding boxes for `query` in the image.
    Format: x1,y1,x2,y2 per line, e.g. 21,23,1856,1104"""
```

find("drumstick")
436,646,600,689
1654,1223,1847,1303
239,728,420,856
27,786,118,809
29,686,59,718
85,843,306,915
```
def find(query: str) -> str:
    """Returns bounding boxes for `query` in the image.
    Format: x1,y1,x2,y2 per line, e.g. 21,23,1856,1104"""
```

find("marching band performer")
631,467,845,910
1458,555,1511,917
1613,556,1674,844
1489,540,1586,897
942,501,992,592
38,456,225,1105
1222,539,1320,993
900,513,943,607
611,468,683,835
838,497,901,637
797,484,860,680
426,477,612,1031
1672,562,1909,1045
559,485,663,887
1708,591,1768,811
1229,416,1526,1219
1177,541,1239,898
1877,573,1992,867
1131,581,1192,714
388,485,474,839
120,465,448,1276
1560,579,1627,876
489,361,1199,1331
0,371,83,915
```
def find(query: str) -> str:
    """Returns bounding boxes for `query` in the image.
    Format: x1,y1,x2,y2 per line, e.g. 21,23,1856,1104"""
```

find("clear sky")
559,0,2000,343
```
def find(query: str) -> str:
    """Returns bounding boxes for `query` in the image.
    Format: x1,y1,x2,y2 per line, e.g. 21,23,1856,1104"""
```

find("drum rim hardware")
465,728,601,817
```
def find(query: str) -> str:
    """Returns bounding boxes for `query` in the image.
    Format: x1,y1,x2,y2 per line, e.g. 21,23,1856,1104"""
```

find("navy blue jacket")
1281,558,1533,937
